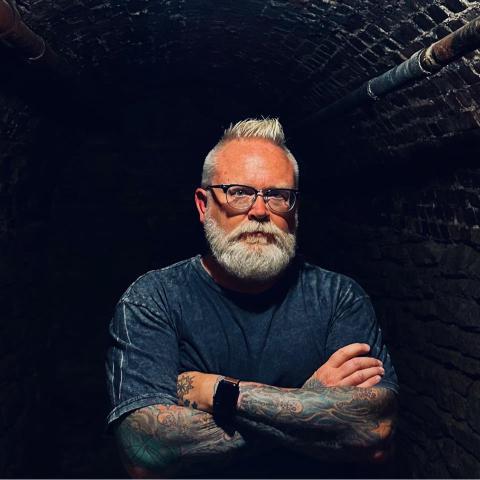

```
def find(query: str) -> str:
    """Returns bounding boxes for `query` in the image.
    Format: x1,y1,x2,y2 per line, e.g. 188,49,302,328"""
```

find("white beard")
203,211,297,282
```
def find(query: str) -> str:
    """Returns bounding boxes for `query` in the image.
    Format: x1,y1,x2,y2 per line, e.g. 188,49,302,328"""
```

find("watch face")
214,378,240,418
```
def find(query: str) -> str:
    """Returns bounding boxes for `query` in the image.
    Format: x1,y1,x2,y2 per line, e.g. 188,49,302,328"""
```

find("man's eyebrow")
228,184,295,189
222,183,298,191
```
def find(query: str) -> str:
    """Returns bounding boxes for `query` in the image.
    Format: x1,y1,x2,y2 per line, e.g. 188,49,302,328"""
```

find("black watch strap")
213,376,240,424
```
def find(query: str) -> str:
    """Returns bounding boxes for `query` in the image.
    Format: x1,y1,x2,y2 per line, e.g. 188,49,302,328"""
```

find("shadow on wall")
300,148,480,478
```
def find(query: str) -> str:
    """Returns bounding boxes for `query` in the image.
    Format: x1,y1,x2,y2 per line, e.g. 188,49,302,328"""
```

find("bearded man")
105,118,398,478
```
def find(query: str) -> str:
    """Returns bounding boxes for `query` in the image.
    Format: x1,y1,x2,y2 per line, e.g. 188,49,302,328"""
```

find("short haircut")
201,118,299,187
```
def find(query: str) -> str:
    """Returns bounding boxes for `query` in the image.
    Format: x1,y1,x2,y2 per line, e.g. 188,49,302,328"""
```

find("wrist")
202,374,223,413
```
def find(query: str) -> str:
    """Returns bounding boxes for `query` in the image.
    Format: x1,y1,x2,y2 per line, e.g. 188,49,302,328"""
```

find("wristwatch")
213,376,240,426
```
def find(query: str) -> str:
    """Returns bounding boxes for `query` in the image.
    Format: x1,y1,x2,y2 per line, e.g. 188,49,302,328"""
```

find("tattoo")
236,384,396,461
115,380,396,474
115,404,251,477
115,406,180,477
176,374,194,403
302,377,326,391
182,399,198,409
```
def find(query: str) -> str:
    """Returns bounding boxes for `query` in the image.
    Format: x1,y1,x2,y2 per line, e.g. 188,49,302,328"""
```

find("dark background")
1,0,479,477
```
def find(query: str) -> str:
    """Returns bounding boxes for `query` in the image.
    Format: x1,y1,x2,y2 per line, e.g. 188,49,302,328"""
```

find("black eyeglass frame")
204,184,300,213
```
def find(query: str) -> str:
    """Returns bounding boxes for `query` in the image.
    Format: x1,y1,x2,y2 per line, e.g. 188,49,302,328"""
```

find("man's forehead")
213,138,294,184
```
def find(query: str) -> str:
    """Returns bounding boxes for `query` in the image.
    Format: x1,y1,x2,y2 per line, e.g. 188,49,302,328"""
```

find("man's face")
195,138,298,282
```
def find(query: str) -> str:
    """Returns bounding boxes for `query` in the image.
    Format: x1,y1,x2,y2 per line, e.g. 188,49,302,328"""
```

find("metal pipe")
295,15,480,129
0,0,60,69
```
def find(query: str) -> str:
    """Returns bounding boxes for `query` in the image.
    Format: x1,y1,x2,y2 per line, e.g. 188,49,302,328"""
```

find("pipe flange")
419,45,443,73
27,35,46,61
366,80,379,100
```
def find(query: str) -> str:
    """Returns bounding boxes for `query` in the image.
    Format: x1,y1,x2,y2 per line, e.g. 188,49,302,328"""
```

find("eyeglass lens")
226,185,295,212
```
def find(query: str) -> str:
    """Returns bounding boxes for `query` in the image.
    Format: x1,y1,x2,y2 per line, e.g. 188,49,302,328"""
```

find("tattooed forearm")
115,404,263,478
235,384,397,462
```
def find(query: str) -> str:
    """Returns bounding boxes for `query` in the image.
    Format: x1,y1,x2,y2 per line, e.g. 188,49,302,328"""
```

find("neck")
200,254,281,294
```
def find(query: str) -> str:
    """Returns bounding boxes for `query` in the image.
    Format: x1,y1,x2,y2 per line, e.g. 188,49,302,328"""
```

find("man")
106,118,398,478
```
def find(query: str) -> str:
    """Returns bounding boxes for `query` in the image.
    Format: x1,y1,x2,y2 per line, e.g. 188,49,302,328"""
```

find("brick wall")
301,162,480,478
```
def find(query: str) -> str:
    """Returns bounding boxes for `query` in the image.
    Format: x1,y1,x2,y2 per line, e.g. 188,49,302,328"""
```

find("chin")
242,242,269,250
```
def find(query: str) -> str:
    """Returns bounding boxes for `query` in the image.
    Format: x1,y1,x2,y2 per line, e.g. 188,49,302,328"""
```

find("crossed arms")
114,343,398,478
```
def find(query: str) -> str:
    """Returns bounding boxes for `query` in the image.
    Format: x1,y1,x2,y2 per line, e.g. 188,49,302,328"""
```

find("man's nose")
248,193,270,220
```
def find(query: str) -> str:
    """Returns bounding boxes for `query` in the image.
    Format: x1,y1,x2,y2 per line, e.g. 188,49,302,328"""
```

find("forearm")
235,383,397,462
174,358,396,464
115,404,253,478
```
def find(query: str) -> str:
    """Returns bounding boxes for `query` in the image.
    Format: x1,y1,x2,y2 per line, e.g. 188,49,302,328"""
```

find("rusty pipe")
0,0,60,69
295,15,480,129
422,16,480,70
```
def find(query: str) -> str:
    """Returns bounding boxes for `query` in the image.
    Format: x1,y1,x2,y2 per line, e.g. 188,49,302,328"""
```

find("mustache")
227,221,285,243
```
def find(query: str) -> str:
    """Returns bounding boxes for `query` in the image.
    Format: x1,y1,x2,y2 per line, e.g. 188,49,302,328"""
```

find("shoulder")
297,256,369,305
119,256,199,304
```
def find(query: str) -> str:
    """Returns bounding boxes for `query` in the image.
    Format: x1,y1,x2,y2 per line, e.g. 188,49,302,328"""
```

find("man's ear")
195,188,208,224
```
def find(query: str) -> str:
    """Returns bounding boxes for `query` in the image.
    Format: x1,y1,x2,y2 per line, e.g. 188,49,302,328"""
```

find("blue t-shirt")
105,254,398,476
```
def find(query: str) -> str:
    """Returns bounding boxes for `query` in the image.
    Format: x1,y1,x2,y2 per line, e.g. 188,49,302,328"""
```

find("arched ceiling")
15,1,477,101
3,0,480,169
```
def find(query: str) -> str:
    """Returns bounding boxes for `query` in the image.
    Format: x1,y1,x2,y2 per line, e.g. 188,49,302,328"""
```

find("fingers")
357,375,383,388
327,343,371,368
338,366,385,386
309,343,385,389
339,356,383,378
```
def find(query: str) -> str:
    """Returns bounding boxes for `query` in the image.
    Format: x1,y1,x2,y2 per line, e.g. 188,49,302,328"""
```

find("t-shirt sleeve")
105,293,179,429
325,279,399,394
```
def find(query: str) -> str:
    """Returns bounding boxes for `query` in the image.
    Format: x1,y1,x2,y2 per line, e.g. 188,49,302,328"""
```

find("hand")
302,343,384,390
176,371,221,413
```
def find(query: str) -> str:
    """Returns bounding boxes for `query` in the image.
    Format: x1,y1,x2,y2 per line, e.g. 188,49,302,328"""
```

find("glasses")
205,184,299,213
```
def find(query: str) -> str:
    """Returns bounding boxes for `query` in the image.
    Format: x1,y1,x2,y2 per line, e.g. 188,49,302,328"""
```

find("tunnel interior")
1,0,480,478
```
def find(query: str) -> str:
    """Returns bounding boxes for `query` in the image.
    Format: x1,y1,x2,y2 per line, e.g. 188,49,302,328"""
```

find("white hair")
201,118,299,187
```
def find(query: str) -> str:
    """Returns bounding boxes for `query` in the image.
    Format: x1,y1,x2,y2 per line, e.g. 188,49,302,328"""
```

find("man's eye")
268,190,288,200
230,188,250,196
